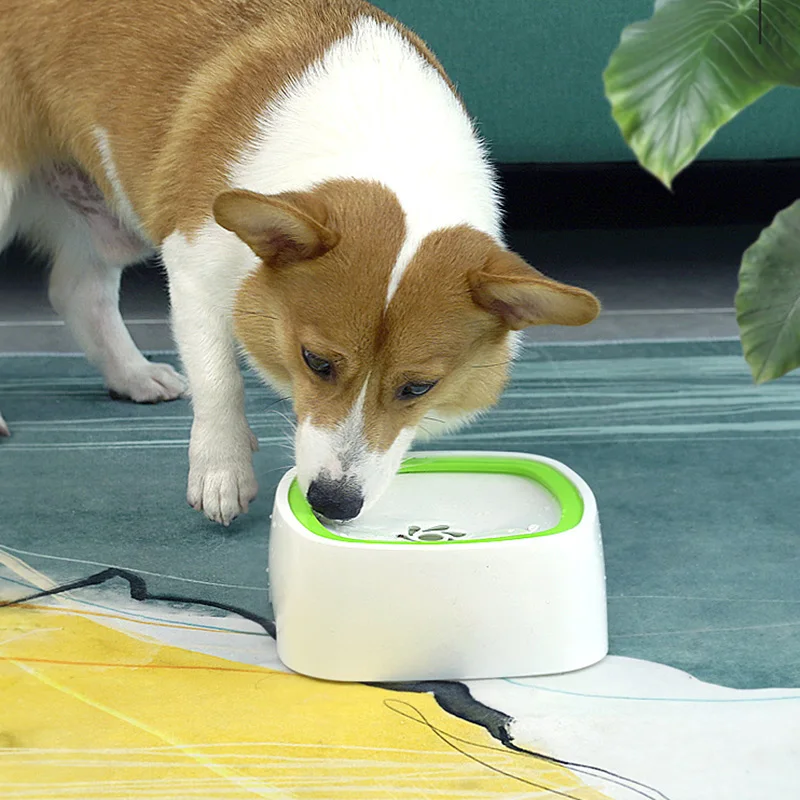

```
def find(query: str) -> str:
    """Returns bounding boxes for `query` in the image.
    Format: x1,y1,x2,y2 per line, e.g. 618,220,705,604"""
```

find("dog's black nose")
307,478,364,521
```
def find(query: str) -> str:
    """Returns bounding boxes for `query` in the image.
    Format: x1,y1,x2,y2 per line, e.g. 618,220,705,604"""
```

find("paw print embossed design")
397,524,468,542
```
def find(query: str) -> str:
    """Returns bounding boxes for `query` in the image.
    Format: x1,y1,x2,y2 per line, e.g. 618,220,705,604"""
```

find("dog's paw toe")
107,362,186,404
187,463,258,526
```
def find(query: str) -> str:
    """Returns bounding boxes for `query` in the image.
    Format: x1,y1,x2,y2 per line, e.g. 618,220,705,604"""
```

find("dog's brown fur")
0,0,451,241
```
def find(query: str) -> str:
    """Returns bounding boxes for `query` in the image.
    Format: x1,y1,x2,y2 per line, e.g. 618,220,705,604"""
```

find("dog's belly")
43,164,151,263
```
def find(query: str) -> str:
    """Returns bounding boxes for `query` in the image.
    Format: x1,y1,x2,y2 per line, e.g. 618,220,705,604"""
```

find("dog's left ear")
469,249,600,330
213,189,340,267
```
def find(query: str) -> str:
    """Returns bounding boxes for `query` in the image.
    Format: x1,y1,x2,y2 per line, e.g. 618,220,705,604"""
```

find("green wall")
375,0,800,164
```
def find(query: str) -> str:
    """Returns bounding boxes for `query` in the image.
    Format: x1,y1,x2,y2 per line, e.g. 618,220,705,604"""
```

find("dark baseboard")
497,158,800,231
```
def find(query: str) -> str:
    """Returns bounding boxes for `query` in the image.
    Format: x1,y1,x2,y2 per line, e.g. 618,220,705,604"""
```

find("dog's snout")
307,477,364,521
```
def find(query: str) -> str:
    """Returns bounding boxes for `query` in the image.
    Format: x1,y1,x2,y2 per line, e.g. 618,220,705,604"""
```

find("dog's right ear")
213,189,340,267
469,248,600,330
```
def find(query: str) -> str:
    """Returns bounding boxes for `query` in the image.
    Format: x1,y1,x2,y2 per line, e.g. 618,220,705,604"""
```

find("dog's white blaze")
294,419,340,491
294,376,415,509
294,378,369,490
228,15,503,305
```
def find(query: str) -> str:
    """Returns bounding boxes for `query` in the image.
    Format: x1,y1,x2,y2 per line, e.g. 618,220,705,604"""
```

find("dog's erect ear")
469,249,600,330
213,189,340,267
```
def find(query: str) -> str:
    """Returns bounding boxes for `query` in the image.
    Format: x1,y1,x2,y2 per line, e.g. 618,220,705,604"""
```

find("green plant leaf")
604,0,800,188
736,201,800,384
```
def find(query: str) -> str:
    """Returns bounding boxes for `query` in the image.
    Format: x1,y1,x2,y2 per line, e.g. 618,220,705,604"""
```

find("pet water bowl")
269,451,607,682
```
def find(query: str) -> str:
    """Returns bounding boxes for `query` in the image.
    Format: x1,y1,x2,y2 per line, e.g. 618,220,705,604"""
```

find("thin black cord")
383,697,671,800
382,699,585,800
500,734,671,800
0,567,277,638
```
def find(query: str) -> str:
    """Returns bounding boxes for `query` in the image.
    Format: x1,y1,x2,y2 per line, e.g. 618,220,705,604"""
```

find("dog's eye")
302,348,333,380
397,381,437,400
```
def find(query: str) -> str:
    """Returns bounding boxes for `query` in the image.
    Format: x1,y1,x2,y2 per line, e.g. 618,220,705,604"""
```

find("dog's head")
214,180,599,521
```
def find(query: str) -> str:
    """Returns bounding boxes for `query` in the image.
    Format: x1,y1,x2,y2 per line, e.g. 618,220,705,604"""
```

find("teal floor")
1,339,799,689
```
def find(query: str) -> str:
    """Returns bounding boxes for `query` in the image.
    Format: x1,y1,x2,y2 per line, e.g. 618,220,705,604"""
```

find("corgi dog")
0,0,599,524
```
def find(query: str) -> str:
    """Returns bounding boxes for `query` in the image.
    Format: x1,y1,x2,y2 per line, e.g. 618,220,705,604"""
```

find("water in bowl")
325,472,560,542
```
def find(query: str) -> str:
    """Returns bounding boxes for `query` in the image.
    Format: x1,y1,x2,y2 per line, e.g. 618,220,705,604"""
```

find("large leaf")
604,0,800,188
736,201,800,384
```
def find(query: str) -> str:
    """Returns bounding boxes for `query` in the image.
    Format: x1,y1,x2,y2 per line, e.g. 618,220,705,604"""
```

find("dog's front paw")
188,463,258,526
107,361,186,404
0,408,9,437
187,423,258,526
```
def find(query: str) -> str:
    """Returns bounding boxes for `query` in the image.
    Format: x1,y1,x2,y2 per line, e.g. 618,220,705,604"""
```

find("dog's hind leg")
29,168,186,403
48,252,186,404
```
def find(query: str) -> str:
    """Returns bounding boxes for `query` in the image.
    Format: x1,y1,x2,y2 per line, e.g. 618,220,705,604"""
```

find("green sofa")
376,0,800,164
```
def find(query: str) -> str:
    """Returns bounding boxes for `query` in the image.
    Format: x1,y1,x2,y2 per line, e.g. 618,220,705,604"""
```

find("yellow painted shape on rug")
0,606,611,799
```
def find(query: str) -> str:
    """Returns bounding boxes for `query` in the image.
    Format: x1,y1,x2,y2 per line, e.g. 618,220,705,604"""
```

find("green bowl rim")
287,454,585,545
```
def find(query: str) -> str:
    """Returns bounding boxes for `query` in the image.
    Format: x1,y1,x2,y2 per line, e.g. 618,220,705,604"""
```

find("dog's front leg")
161,230,258,526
